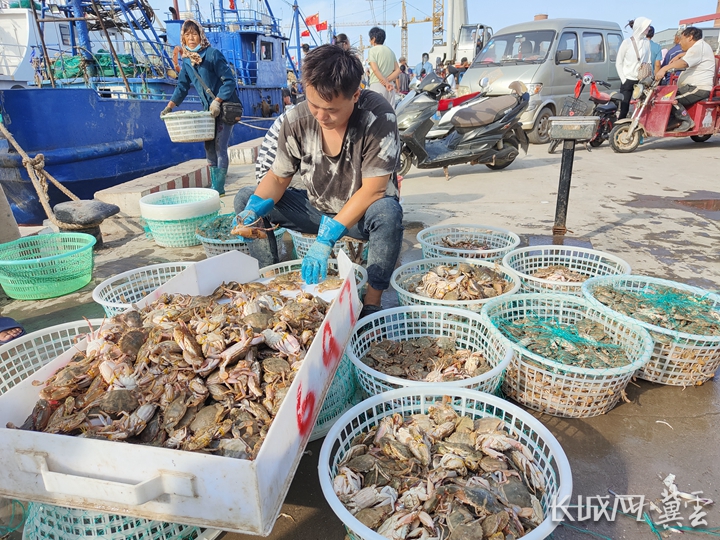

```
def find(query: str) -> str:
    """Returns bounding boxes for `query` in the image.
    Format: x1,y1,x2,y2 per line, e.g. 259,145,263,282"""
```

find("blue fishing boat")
0,0,286,224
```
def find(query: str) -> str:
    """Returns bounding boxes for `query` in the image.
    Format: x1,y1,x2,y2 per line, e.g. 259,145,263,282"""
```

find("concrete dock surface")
2,135,719,539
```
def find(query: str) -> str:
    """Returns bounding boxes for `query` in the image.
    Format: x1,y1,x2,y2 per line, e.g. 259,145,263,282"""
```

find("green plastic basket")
196,213,286,257
144,213,219,248
0,233,96,300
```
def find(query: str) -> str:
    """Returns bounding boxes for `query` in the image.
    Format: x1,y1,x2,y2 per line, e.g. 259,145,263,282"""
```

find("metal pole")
552,139,575,239
294,0,302,71
29,2,56,87
89,0,132,94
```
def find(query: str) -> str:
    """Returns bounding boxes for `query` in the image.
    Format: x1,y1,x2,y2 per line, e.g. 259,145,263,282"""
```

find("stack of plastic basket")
319,387,573,540
583,275,720,386
287,229,368,264
0,321,212,540
482,293,654,418
0,233,96,300
417,224,520,261
347,306,512,396
196,213,286,258
258,259,368,440
390,257,521,313
92,262,195,317
502,245,631,296
161,111,215,143
140,189,220,248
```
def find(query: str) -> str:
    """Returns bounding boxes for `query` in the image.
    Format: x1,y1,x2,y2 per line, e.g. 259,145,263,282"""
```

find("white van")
460,18,624,143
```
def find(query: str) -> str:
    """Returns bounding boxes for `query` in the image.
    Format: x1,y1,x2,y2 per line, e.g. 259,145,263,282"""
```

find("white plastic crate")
287,229,368,264
583,275,720,386
390,256,521,313
162,111,215,143
258,259,368,292
482,293,654,418
502,245,631,296
347,306,512,396
0,251,361,535
417,224,520,261
92,262,195,317
319,387,572,540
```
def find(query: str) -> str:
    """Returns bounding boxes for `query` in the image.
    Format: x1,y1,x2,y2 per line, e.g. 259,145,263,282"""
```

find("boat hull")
0,87,276,224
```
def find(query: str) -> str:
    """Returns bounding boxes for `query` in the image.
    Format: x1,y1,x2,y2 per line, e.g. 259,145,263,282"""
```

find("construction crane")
400,0,431,60
432,0,443,47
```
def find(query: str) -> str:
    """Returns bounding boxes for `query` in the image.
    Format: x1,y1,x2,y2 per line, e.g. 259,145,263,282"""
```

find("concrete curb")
228,137,263,165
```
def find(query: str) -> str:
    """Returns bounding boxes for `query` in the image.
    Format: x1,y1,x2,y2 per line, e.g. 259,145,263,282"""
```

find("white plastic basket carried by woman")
347,306,512,396
583,275,720,386
502,245,631,296
482,293,654,418
390,256,521,313
319,387,572,540
417,224,520,261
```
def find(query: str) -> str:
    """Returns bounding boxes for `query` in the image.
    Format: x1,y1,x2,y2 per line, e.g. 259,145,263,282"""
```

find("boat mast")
69,0,97,75
88,0,132,93
29,1,56,86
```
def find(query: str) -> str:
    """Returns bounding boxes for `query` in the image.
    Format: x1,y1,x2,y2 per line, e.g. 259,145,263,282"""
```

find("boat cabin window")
261,40,273,60
59,24,71,47
281,42,286,57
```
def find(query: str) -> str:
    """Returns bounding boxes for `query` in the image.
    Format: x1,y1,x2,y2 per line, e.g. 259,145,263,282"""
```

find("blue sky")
158,0,719,64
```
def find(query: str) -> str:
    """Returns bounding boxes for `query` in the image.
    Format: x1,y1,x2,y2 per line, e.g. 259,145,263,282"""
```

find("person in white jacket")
615,17,652,119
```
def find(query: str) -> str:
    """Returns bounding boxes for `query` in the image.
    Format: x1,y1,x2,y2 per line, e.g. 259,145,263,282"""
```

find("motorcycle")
548,68,622,153
400,81,529,178
396,73,483,175
609,64,720,153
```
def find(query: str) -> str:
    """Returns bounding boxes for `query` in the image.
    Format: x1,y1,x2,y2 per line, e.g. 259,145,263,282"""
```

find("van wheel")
528,107,553,144
609,124,640,153
398,148,412,176
691,134,712,143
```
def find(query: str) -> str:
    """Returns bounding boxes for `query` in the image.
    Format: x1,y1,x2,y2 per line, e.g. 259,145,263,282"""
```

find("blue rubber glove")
301,215,348,285
232,194,275,227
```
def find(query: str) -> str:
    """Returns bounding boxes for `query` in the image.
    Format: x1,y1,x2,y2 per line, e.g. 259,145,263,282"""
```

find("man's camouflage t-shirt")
271,90,400,215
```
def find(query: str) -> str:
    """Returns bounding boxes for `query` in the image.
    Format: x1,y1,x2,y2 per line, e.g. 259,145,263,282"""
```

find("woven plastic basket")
140,189,221,248
92,262,195,317
287,229,368,264
390,257,521,313
502,245,631,296
258,259,368,292
196,213,287,258
482,293,654,418
582,275,720,386
319,387,572,540
0,233,96,300
347,306,512,396
162,110,215,143
417,224,520,261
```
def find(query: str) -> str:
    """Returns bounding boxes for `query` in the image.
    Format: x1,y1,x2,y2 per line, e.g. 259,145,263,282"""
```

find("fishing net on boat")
52,52,146,79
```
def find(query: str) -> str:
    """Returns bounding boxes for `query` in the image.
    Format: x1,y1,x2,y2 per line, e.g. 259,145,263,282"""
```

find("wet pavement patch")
626,190,720,221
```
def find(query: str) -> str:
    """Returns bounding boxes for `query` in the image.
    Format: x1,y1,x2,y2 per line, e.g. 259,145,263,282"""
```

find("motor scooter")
400,81,529,179
548,67,622,153
609,57,720,153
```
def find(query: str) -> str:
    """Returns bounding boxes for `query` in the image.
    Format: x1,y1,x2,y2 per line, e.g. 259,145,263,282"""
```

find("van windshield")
472,30,556,66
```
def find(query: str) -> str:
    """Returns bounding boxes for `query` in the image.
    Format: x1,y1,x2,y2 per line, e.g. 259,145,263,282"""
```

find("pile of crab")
333,402,545,539
412,264,513,302
11,276,342,459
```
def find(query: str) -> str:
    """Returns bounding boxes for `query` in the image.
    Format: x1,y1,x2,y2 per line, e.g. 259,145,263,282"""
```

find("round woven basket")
390,256,521,313
502,245,631,296
319,387,573,540
482,293,654,418
92,262,195,317
582,275,720,386
196,213,286,258
162,110,215,143
417,223,520,261
286,229,368,264
347,306,512,396
0,233,96,300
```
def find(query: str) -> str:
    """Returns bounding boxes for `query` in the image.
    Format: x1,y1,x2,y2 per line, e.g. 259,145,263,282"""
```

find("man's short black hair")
460,57,468,63
682,26,703,42
369,26,386,44
646,26,655,39
302,44,363,101
301,43,310,53
422,52,429,60
335,33,349,45
400,64,406,72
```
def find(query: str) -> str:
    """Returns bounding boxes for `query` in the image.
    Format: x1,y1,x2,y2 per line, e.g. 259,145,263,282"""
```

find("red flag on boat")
315,21,328,31
301,29,311,37
305,13,319,26
229,0,235,9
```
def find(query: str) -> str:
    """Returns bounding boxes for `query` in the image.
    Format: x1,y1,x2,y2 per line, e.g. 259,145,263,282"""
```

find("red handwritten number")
339,279,356,322
296,383,316,437
322,323,342,369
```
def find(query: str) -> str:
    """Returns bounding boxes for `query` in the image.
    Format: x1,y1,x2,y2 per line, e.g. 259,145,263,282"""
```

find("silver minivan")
460,18,624,143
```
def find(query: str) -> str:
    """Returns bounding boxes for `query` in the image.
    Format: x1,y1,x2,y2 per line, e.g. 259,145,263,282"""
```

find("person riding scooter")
655,27,715,132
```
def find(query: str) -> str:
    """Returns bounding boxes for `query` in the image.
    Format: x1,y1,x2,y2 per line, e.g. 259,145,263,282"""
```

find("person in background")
646,26,662,74
457,57,470,83
335,33,351,50
234,44,402,319
615,16,652,119
367,26,401,104
398,56,414,80
162,19,241,196
655,26,715,132
660,31,684,84
290,81,298,104
414,53,433,78
254,89,294,183
396,64,410,95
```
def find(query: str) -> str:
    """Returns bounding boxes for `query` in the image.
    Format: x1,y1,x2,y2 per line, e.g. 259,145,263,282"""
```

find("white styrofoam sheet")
0,250,361,535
